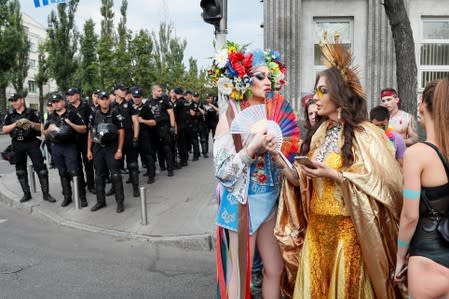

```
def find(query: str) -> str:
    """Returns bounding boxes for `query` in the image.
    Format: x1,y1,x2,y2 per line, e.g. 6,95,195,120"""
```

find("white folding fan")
230,104,292,168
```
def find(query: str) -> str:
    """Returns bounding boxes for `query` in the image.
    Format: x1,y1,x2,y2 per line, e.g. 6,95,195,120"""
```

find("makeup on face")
314,85,328,99
253,71,273,81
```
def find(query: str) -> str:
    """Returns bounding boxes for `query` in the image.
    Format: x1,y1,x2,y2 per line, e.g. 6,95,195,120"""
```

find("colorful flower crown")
208,41,287,100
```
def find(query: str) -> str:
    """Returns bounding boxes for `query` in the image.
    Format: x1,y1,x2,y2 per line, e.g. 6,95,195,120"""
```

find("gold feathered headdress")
319,32,366,100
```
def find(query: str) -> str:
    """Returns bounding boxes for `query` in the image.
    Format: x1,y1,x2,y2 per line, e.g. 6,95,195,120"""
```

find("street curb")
0,181,214,252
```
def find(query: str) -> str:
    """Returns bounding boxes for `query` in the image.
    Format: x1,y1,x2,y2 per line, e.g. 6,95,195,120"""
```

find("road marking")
0,219,8,224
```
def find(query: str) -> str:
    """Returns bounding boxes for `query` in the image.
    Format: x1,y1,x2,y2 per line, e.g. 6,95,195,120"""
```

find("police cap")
193,92,200,97
98,91,109,99
50,93,64,102
66,87,80,95
113,83,128,91
132,89,143,98
174,87,183,95
8,93,23,101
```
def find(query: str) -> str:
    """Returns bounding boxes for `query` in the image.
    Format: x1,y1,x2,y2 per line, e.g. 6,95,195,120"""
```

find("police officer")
145,84,176,176
173,88,191,167
66,87,95,194
87,91,125,213
191,92,207,158
132,88,157,183
2,93,56,203
111,84,140,197
204,94,218,140
43,94,88,207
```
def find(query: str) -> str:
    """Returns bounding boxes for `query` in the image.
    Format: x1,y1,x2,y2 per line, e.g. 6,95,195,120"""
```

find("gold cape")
275,121,405,299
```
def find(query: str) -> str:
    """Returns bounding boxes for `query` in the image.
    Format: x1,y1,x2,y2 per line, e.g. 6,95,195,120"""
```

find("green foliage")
113,0,132,86
78,18,99,95
0,0,29,113
34,43,50,115
129,29,155,95
98,0,115,89
46,0,80,92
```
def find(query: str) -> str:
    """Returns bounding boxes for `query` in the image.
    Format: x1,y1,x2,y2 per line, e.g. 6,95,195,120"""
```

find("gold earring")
337,107,342,121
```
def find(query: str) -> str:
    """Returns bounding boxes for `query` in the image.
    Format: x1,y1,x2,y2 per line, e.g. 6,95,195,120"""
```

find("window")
313,18,353,66
30,42,36,52
28,80,36,93
418,18,449,89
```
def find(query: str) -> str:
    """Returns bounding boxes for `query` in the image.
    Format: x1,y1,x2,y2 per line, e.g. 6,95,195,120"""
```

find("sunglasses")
314,86,328,98
253,72,273,81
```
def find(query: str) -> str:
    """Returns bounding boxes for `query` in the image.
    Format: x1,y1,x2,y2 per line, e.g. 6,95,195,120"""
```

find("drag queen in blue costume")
212,45,297,299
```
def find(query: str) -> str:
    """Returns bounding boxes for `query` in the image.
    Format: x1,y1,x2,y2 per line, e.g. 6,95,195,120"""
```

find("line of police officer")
3,85,218,214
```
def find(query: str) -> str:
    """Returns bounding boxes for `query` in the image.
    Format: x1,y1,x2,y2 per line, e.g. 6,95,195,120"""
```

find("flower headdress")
319,32,366,100
208,41,287,100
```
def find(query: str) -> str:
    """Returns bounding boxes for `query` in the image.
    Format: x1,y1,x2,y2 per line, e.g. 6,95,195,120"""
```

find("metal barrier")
72,176,80,209
28,164,36,193
140,186,148,225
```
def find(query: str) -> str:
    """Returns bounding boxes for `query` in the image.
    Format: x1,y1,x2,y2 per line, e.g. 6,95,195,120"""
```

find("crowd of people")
2,84,219,213
212,38,448,299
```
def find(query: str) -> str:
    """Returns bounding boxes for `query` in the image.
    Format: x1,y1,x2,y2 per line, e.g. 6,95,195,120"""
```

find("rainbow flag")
34,0,66,8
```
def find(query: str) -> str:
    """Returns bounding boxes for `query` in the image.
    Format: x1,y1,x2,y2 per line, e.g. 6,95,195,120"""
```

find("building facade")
263,0,449,113
6,13,57,111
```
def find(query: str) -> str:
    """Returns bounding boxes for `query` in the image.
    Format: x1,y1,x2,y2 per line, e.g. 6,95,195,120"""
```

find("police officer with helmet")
111,83,140,197
43,93,88,207
132,88,158,183
87,91,126,213
2,93,56,203
66,87,96,194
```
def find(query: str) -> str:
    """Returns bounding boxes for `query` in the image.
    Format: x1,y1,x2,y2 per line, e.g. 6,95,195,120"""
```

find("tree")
98,0,115,89
9,3,30,97
152,22,187,91
34,43,50,116
383,0,418,115
129,29,156,95
46,0,80,93
78,18,99,95
113,0,133,85
0,0,25,113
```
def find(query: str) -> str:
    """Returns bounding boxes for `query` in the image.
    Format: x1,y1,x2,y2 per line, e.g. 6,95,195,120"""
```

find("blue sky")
20,0,264,69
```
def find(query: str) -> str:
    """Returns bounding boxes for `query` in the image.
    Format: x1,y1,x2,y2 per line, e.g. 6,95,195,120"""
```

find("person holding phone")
394,79,449,298
268,37,404,298
213,45,295,299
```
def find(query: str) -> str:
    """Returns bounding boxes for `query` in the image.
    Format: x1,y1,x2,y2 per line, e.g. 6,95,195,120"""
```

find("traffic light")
200,0,222,30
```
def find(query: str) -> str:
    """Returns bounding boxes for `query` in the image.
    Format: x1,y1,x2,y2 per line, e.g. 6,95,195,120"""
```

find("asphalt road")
0,204,215,299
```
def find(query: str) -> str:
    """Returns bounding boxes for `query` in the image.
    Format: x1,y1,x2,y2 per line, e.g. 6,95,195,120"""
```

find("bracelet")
397,239,409,248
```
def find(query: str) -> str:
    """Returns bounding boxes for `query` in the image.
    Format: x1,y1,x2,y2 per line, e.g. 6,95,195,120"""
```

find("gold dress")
276,121,405,299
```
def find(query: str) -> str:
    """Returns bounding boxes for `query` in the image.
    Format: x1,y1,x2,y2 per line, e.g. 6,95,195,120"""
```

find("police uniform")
3,94,56,203
133,91,157,183
145,95,175,176
174,95,192,166
67,88,95,194
190,97,205,159
111,96,140,197
204,101,218,140
45,94,87,207
89,100,125,212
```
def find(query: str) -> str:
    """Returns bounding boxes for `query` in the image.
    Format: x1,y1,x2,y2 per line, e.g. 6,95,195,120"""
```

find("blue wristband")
403,188,420,200
397,239,409,248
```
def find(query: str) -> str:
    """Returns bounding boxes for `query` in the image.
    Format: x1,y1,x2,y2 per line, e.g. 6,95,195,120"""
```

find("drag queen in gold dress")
269,37,405,298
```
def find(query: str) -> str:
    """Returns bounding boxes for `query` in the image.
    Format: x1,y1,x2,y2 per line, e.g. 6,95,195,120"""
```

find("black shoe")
167,171,174,177
88,187,96,194
147,177,155,184
125,177,132,184
80,198,88,208
19,192,32,203
90,202,106,212
116,204,124,213
160,166,167,171
181,161,188,167
143,172,148,177
106,187,114,196
43,193,57,203
203,153,209,158
175,163,181,170
61,197,72,207
192,157,199,161
133,187,139,198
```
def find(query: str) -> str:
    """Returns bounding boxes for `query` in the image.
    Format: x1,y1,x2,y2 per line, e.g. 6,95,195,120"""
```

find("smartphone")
396,265,408,277
295,156,317,169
